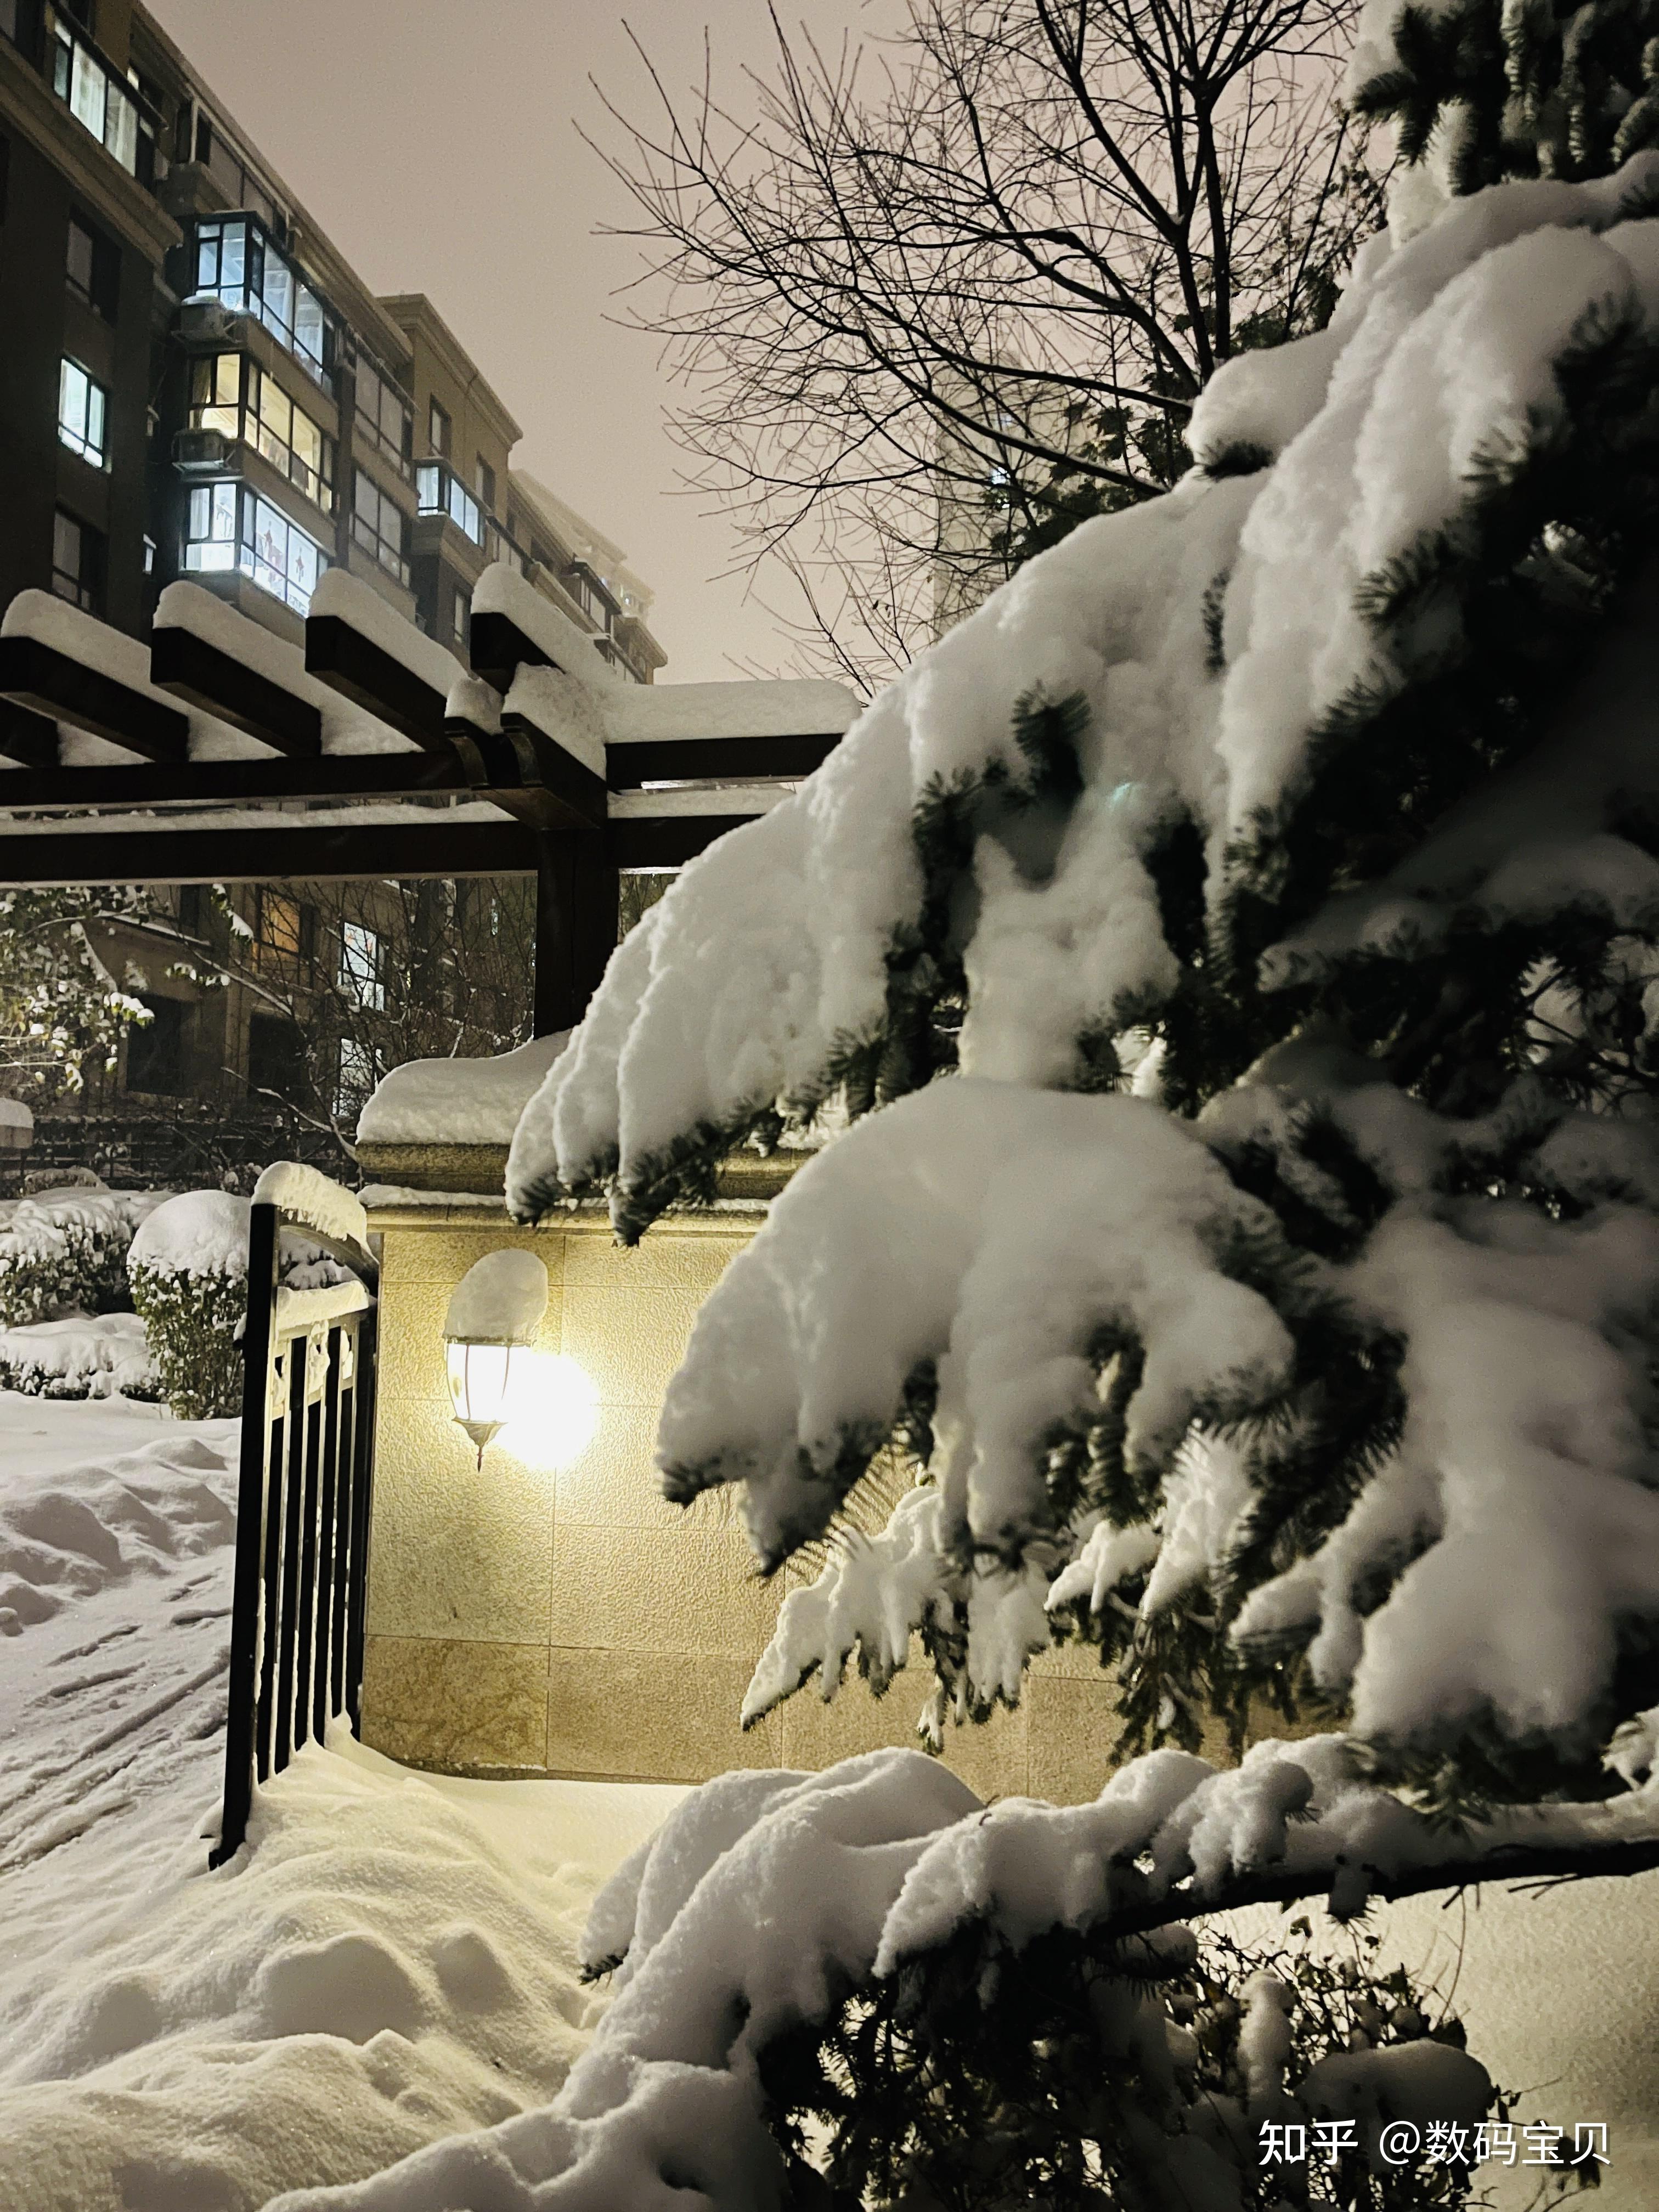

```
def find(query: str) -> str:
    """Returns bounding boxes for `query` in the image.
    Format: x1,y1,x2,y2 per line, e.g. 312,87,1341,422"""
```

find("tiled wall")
359,1204,1211,1807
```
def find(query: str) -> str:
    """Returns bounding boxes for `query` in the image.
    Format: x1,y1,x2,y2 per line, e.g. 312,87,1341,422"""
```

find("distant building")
0,0,664,1164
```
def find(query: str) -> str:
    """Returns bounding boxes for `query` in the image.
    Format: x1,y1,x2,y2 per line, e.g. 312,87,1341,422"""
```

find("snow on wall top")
358,1032,572,1149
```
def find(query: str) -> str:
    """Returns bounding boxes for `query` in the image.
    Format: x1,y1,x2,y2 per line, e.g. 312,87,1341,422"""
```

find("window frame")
351,468,411,586
57,355,108,467
353,354,413,479
51,507,103,613
337,921,386,1011
191,216,336,393
182,478,329,617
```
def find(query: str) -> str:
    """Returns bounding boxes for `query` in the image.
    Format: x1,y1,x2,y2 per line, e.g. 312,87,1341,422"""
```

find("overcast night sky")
143,1,892,683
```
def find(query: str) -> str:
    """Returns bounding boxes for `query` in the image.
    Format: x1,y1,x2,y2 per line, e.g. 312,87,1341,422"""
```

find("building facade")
0,0,664,1156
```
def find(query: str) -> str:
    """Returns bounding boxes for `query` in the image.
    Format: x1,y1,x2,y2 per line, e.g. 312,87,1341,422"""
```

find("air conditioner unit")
173,427,234,475
180,297,243,344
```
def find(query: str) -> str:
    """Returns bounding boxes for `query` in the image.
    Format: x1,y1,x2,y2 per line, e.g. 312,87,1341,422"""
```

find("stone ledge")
357,1139,806,1205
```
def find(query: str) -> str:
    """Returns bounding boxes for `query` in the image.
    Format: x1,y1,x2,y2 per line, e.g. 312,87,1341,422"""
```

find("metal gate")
210,1194,379,1867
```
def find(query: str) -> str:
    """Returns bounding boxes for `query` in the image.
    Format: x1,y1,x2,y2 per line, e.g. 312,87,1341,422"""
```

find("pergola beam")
304,614,451,752
0,699,60,771
605,732,840,788
150,624,323,757
0,635,189,763
0,820,542,885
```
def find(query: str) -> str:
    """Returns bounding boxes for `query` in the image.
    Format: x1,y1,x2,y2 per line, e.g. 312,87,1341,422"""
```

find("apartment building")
0,0,664,1162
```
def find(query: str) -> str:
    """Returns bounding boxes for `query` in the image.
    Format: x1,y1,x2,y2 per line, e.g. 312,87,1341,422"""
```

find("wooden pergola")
0,571,855,1033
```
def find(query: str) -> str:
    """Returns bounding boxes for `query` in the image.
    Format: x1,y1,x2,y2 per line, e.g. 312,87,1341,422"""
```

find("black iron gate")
210,1195,379,1868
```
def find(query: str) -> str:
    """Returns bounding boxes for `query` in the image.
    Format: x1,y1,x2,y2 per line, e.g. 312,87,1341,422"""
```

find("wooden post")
534,825,616,1037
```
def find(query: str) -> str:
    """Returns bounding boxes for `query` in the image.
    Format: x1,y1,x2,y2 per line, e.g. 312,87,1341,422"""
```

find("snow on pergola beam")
0,566,859,1031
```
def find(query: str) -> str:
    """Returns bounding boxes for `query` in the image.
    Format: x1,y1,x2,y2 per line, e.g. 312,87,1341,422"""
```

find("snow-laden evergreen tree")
513,33,1659,1829
311,7,1659,2200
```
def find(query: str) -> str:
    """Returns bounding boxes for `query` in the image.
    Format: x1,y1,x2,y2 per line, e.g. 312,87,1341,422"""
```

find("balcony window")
192,217,336,392
66,213,119,320
58,357,108,466
338,922,385,1011
428,397,450,459
51,509,103,613
183,480,328,617
415,461,483,548
187,357,334,509
188,352,240,439
475,456,496,514
351,470,410,586
562,562,618,635
48,12,141,177
353,356,412,478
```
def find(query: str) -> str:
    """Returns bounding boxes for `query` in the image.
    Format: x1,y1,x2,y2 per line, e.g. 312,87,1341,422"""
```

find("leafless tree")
595,0,1381,686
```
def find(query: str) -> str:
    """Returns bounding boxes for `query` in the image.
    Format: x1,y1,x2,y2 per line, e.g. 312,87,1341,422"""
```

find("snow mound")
0,1406,682,2212
359,1033,572,1149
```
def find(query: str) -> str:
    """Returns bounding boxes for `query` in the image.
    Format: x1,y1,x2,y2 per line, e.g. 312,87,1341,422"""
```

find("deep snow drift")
0,1397,679,2212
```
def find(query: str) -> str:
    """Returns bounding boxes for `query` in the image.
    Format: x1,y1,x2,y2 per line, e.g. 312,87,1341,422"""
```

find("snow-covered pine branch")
504,146,1659,1819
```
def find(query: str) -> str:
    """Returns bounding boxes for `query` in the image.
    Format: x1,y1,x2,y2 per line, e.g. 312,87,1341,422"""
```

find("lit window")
351,470,410,585
338,923,385,1009
183,481,328,615
428,397,450,458
246,495,325,615
191,218,335,390
415,462,482,547
189,358,333,507
51,509,103,612
50,19,139,176
452,590,470,650
58,358,108,466
189,353,241,437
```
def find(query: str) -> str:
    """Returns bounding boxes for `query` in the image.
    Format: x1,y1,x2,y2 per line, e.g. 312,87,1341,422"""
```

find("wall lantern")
444,1249,550,1466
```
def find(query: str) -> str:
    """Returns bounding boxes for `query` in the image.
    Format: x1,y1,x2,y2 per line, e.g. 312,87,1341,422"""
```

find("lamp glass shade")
447,1339,517,1459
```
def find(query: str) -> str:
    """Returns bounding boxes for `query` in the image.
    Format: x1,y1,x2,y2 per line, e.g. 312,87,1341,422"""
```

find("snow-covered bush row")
0,1312,157,1401
506,148,1659,1815
0,1187,165,1327
128,1189,355,1421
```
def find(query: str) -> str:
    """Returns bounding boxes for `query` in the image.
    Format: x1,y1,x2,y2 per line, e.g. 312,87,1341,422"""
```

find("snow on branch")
264,1740,1659,2211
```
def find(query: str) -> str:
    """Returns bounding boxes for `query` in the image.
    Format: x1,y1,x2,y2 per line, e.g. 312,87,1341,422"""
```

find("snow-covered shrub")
128,1192,251,1420
127,1189,352,1421
0,1312,159,1401
0,1188,165,1327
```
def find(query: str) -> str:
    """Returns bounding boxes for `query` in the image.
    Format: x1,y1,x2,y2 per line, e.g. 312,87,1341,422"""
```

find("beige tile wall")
360,1207,1160,1805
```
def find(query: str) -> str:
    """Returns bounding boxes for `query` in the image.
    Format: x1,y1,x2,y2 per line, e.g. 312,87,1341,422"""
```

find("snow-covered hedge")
0,1312,158,1400
128,1190,353,1421
0,1188,165,1328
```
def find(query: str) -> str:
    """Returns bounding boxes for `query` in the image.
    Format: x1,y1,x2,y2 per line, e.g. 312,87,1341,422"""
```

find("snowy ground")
3,1392,1658,2210
0,1395,680,2212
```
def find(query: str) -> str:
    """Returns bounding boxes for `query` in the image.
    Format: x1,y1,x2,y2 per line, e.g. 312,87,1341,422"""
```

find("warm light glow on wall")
495,1351,600,1470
